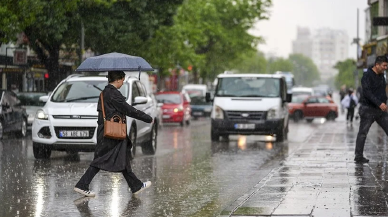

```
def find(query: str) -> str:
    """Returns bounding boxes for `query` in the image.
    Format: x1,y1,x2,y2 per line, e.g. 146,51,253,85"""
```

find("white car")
32,74,159,159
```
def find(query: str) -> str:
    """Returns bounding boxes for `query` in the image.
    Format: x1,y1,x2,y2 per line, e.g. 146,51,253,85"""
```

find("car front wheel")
142,124,157,155
16,119,27,137
33,143,52,159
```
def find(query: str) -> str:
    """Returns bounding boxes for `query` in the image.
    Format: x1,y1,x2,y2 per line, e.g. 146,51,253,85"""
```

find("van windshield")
215,77,280,97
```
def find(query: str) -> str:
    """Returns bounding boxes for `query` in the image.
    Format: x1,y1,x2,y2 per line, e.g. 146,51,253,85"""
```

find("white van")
206,74,291,142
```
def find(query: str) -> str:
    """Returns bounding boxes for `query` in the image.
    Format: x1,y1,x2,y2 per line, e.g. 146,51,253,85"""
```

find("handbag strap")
100,92,106,121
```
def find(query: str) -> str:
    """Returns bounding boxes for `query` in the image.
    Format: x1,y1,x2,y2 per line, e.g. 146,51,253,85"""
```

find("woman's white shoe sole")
74,187,96,197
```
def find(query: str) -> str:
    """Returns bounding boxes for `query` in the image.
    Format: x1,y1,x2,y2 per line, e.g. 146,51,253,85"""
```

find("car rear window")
155,94,181,104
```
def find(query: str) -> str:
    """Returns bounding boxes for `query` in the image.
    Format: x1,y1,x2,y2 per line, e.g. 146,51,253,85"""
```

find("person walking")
341,88,358,125
355,55,388,164
74,71,153,197
339,84,347,114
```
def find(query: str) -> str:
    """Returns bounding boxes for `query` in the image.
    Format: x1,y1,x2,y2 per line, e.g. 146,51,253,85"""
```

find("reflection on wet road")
0,119,316,217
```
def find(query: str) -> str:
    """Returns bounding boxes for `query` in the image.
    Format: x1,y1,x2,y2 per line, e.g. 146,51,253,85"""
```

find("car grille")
52,115,98,119
54,127,96,139
225,111,266,121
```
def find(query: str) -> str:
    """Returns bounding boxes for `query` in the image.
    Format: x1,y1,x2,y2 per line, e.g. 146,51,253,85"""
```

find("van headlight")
267,107,281,120
214,106,224,119
35,109,48,120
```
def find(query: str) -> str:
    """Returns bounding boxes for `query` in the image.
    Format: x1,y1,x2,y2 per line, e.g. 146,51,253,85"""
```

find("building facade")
361,0,388,68
292,27,349,81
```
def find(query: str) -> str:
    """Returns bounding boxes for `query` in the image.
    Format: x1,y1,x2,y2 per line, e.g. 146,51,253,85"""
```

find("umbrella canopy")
75,52,153,72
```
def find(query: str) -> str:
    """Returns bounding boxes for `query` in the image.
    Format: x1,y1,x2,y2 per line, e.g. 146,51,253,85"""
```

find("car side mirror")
285,93,292,103
39,95,49,102
206,92,213,102
157,102,164,107
133,96,148,105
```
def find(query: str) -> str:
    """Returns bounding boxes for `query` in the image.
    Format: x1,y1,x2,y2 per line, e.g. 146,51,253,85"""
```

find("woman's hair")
107,71,125,83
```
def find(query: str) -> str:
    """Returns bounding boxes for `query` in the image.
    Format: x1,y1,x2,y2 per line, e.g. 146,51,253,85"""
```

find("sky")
250,0,369,59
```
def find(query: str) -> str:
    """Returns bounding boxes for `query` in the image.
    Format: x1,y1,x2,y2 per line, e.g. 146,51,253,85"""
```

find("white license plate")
162,115,171,119
59,130,89,137
193,112,203,116
234,124,255,129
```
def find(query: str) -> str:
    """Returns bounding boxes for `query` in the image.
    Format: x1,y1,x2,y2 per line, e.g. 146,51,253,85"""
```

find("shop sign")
13,49,27,65
0,68,24,73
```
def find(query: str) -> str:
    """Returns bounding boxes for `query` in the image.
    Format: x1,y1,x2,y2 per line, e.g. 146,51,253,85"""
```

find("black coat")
90,84,152,172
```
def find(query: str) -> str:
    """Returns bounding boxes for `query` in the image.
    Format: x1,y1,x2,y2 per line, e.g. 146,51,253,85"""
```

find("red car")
288,95,338,122
155,91,191,126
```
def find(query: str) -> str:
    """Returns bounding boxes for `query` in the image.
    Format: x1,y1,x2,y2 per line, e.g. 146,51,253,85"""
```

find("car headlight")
35,109,48,120
267,107,281,120
214,106,224,119
173,106,183,113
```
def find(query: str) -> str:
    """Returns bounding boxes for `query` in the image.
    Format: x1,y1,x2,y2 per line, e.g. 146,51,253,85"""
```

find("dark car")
16,92,47,126
190,96,212,119
0,90,28,138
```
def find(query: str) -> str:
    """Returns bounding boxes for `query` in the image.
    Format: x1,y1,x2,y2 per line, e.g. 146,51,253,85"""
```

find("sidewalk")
222,115,388,217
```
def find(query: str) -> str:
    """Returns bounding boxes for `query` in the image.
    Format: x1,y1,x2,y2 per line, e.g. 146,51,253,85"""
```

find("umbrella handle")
138,66,141,80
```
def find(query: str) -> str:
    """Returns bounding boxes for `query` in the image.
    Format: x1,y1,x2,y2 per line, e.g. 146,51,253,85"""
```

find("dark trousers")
346,107,355,122
75,166,143,192
355,105,388,158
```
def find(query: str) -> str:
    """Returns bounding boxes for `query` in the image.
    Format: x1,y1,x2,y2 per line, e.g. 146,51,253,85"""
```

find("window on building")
371,2,379,39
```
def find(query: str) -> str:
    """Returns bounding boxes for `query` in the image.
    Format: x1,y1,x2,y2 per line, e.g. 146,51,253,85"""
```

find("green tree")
19,0,183,90
267,57,293,74
148,0,272,82
0,0,41,44
334,59,356,89
289,54,320,86
230,50,267,74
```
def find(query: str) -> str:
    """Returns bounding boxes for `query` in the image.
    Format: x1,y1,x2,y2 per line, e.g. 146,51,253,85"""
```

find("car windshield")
51,80,128,103
155,94,181,104
215,77,280,97
293,91,312,96
17,92,47,106
190,96,211,105
291,95,308,103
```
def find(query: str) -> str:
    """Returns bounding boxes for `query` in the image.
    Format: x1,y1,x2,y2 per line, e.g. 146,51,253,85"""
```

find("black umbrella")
75,52,153,72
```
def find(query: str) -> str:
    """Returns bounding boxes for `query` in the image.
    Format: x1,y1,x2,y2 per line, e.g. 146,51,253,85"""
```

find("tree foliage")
267,58,293,73
147,0,272,80
231,51,267,74
289,54,320,86
334,59,356,89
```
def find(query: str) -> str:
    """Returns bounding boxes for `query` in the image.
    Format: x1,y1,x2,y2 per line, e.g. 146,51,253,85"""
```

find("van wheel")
276,126,286,142
180,120,184,127
129,126,137,157
211,129,220,142
33,143,51,159
293,111,303,122
142,124,157,155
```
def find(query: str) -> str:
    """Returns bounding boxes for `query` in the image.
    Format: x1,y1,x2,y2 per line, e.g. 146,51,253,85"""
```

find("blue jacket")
360,67,387,109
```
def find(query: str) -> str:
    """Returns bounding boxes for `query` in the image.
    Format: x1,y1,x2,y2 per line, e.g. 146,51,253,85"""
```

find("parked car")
288,95,338,122
155,91,191,126
16,92,47,126
32,74,159,159
0,90,28,138
190,96,212,119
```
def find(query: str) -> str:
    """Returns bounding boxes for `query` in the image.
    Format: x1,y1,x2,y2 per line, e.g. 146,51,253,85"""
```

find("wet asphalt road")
0,118,318,217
